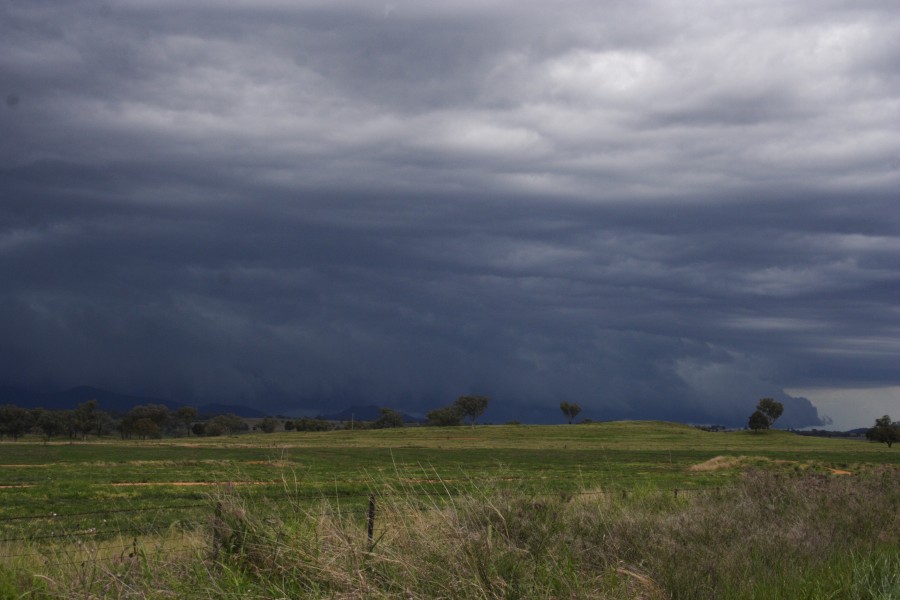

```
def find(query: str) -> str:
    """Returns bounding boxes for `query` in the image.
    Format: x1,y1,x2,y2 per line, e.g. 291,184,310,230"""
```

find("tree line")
0,400,250,440
275,396,494,432
8,395,891,445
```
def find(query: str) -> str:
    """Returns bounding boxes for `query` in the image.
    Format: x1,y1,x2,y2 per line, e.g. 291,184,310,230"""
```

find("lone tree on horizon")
560,402,581,424
748,398,783,432
748,410,769,433
454,395,490,429
866,415,899,448
426,405,463,426
758,398,784,428
373,407,404,429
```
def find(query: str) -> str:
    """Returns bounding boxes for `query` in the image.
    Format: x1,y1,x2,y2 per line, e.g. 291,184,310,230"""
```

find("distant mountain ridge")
317,404,424,423
0,385,264,418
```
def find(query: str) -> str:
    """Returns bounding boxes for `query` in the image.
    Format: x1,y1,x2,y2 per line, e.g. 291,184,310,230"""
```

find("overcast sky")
2,0,899,428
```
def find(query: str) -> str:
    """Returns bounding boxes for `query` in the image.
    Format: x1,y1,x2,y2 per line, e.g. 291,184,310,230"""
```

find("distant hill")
0,385,33,406
318,404,424,423
0,385,179,413
196,403,265,419
0,384,264,418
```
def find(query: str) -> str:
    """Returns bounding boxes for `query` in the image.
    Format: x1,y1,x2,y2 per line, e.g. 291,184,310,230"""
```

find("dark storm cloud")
2,0,899,427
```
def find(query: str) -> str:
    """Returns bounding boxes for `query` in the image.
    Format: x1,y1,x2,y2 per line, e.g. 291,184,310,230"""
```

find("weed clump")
191,469,898,599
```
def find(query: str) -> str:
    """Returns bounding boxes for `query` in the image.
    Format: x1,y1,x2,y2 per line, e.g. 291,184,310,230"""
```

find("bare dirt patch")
691,456,854,477
689,456,744,472
689,455,796,472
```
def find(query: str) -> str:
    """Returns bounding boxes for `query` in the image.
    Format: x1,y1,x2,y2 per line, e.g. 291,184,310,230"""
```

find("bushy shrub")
293,418,332,432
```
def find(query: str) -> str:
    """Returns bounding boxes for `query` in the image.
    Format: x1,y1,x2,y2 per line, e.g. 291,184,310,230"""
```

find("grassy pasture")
0,422,895,534
0,422,897,598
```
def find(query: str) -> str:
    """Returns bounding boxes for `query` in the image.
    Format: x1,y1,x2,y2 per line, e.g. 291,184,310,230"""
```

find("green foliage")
121,404,171,438
748,410,769,432
866,415,899,448
373,407,404,429
0,404,32,440
204,413,247,436
72,399,105,440
257,417,279,433
748,398,784,431
756,397,784,427
174,406,198,435
560,401,581,424
426,405,463,426
31,408,64,441
292,417,332,431
132,417,161,439
454,395,490,428
0,565,23,600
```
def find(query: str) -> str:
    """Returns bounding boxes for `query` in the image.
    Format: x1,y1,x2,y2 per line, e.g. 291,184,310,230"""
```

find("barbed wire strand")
0,484,738,527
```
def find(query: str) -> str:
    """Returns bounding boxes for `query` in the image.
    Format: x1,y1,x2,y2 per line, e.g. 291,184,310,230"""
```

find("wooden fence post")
367,494,376,548
212,501,223,558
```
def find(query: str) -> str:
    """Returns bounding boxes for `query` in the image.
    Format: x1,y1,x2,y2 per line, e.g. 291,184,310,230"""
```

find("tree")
94,411,116,437
132,417,161,439
866,415,899,448
174,406,198,436
0,405,33,440
426,405,463,427
121,404,171,439
756,398,784,428
258,417,279,433
59,410,77,439
560,402,581,424
205,413,246,436
454,395,490,429
373,408,404,429
73,399,105,440
31,409,64,442
293,418,331,432
748,410,769,433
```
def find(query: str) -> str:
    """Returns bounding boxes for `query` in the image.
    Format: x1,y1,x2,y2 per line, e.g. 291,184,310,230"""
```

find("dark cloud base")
4,178,895,426
2,0,899,428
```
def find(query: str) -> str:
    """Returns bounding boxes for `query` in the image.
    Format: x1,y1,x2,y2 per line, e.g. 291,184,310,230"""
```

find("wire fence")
0,482,730,525
1,473,881,573
0,482,736,552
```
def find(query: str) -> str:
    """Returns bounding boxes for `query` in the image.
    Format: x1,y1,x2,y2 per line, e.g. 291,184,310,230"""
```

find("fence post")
367,494,376,548
212,501,223,558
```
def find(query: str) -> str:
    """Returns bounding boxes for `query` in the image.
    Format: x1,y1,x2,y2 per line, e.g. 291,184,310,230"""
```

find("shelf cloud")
2,0,899,427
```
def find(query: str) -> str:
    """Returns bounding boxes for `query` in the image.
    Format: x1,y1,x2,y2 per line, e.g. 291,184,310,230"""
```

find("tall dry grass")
3,467,898,599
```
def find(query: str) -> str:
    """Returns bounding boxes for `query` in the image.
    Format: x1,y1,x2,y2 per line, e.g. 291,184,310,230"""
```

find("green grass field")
1,422,897,598
2,422,896,515
2,422,897,513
